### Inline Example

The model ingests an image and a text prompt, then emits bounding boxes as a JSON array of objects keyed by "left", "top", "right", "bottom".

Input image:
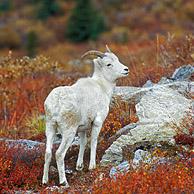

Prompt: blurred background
[{"left": 0, "top": 0, "right": 193, "bottom": 58}]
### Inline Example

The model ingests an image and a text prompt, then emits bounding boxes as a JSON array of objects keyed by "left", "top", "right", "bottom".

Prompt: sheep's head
[{"left": 82, "top": 45, "right": 129, "bottom": 82}]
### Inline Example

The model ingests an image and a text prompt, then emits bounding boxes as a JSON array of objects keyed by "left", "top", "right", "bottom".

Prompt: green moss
[{"left": 25, "top": 113, "right": 45, "bottom": 135}]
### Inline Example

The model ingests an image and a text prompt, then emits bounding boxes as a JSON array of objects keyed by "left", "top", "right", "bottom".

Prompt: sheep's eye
[{"left": 107, "top": 64, "right": 112, "bottom": 67}]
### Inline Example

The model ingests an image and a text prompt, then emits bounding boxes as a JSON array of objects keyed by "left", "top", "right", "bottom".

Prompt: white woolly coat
[{"left": 44, "top": 76, "right": 113, "bottom": 133}]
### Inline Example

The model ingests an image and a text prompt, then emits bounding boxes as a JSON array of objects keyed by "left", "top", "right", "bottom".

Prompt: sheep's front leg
[
  {"left": 89, "top": 116, "right": 103, "bottom": 170},
  {"left": 76, "top": 131, "right": 87, "bottom": 171}
]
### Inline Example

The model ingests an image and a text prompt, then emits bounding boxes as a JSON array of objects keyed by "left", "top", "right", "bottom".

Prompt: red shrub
[
  {"left": 101, "top": 100, "right": 138, "bottom": 139},
  {"left": 174, "top": 113, "right": 194, "bottom": 147},
  {"left": 0, "top": 142, "right": 44, "bottom": 192},
  {"left": 0, "top": 72, "right": 80, "bottom": 139},
  {"left": 91, "top": 160, "right": 193, "bottom": 194},
  {"left": 175, "top": 134, "right": 194, "bottom": 147}
]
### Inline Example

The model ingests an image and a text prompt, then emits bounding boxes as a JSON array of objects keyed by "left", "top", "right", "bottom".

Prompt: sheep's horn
[
  {"left": 106, "top": 45, "right": 111, "bottom": 52},
  {"left": 81, "top": 50, "right": 104, "bottom": 59}
]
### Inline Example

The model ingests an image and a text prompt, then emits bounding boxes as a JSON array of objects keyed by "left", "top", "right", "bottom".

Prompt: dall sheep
[{"left": 42, "top": 45, "right": 129, "bottom": 187}]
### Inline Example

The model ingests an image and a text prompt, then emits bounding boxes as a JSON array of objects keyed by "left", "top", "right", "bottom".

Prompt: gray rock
[
  {"left": 50, "top": 165, "right": 58, "bottom": 174},
  {"left": 143, "top": 80, "right": 154, "bottom": 88},
  {"left": 113, "top": 81, "right": 193, "bottom": 104},
  {"left": 53, "top": 134, "right": 80, "bottom": 146},
  {"left": 132, "top": 149, "right": 152, "bottom": 167},
  {"left": 65, "top": 168, "right": 73, "bottom": 174},
  {"left": 171, "top": 64, "right": 194, "bottom": 81},
  {"left": 109, "top": 161, "right": 130, "bottom": 178},
  {"left": 135, "top": 86, "right": 191, "bottom": 124},
  {"left": 101, "top": 82, "right": 193, "bottom": 165},
  {"left": 158, "top": 77, "right": 173, "bottom": 84},
  {"left": 101, "top": 123, "right": 176, "bottom": 165},
  {"left": 0, "top": 138, "right": 43, "bottom": 149},
  {"left": 134, "top": 153, "right": 171, "bottom": 170},
  {"left": 158, "top": 65, "right": 194, "bottom": 84}
]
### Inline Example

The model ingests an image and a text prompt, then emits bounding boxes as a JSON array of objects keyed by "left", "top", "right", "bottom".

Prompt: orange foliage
[
  {"left": 101, "top": 99, "right": 137, "bottom": 139},
  {"left": 0, "top": 72, "right": 79, "bottom": 139},
  {"left": 91, "top": 160, "right": 193, "bottom": 194},
  {"left": 0, "top": 55, "right": 81, "bottom": 138}
]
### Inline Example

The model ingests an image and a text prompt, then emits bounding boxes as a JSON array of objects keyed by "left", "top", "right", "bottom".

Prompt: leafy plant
[
  {"left": 66, "top": 0, "right": 105, "bottom": 42},
  {"left": 0, "top": 0, "right": 12, "bottom": 13},
  {"left": 37, "top": 0, "right": 61, "bottom": 20},
  {"left": 26, "top": 31, "right": 39, "bottom": 58},
  {"left": 25, "top": 112, "right": 45, "bottom": 135}
]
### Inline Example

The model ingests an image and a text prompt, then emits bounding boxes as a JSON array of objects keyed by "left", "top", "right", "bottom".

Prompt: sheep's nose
[{"left": 124, "top": 68, "right": 129, "bottom": 72}]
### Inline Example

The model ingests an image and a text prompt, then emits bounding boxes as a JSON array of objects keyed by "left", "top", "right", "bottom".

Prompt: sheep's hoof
[
  {"left": 89, "top": 164, "right": 96, "bottom": 170},
  {"left": 42, "top": 179, "right": 48, "bottom": 186},
  {"left": 76, "top": 164, "right": 84, "bottom": 171},
  {"left": 42, "top": 183, "right": 48, "bottom": 187},
  {"left": 60, "top": 182, "right": 70, "bottom": 189}
]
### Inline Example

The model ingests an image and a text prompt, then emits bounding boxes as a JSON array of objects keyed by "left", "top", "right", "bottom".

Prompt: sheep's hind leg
[
  {"left": 56, "top": 126, "right": 77, "bottom": 187},
  {"left": 42, "top": 121, "right": 55, "bottom": 185},
  {"left": 76, "top": 131, "right": 87, "bottom": 171}
]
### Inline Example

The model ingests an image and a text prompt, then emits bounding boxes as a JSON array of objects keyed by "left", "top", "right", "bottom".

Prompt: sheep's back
[{"left": 44, "top": 86, "right": 80, "bottom": 125}]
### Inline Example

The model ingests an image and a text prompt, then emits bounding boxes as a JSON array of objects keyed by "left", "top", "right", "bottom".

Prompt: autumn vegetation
[{"left": 0, "top": 0, "right": 194, "bottom": 193}]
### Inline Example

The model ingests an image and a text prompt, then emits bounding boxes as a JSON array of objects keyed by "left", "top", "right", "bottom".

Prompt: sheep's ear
[{"left": 106, "top": 45, "right": 111, "bottom": 53}]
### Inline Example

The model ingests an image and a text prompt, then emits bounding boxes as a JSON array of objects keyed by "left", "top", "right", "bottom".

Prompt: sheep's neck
[{"left": 92, "top": 71, "right": 115, "bottom": 99}]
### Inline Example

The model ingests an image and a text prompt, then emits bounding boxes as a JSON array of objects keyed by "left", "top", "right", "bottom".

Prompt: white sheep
[{"left": 42, "top": 45, "right": 129, "bottom": 187}]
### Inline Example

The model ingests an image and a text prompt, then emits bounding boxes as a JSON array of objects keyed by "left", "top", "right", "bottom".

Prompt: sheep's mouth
[{"left": 121, "top": 72, "right": 128, "bottom": 76}]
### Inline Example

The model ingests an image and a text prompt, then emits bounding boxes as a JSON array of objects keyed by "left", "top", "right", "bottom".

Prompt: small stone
[
  {"left": 65, "top": 168, "right": 73, "bottom": 174},
  {"left": 132, "top": 149, "right": 152, "bottom": 168},
  {"left": 50, "top": 166, "right": 58, "bottom": 174},
  {"left": 168, "top": 138, "right": 176, "bottom": 146},
  {"left": 109, "top": 161, "right": 129, "bottom": 179},
  {"left": 143, "top": 80, "right": 154, "bottom": 88}
]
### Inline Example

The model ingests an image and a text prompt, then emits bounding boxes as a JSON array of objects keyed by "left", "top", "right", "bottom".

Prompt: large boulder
[
  {"left": 101, "top": 81, "right": 193, "bottom": 165},
  {"left": 136, "top": 86, "right": 191, "bottom": 124}
]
